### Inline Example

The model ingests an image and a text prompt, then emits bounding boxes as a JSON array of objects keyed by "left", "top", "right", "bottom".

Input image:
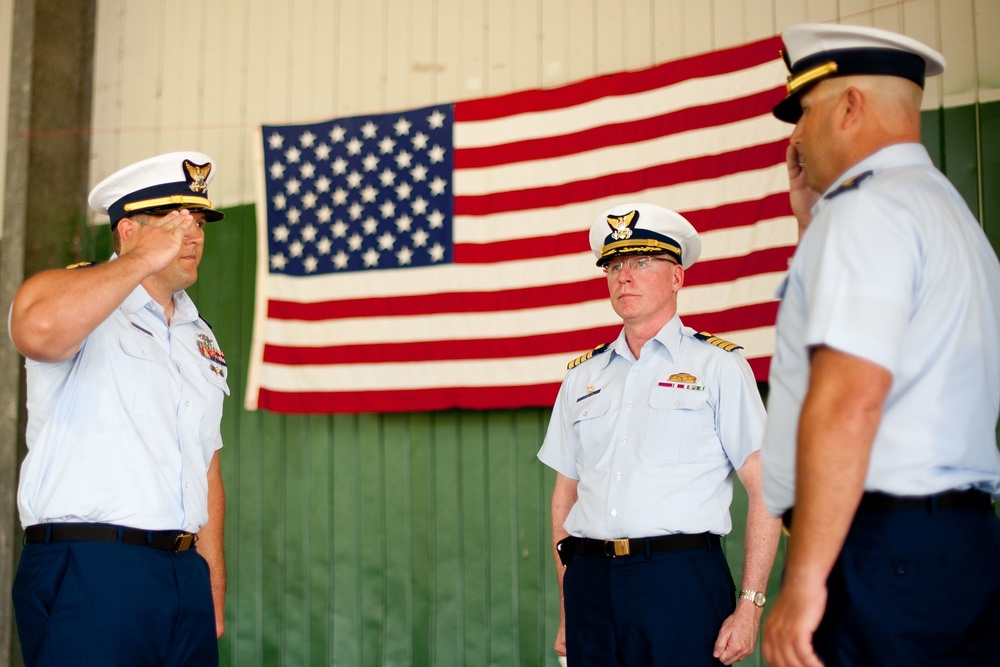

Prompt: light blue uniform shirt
[
  {"left": 762, "top": 143, "right": 1000, "bottom": 515},
  {"left": 15, "top": 277, "right": 230, "bottom": 533},
  {"left": 537, "top": 315, "right": 765, "bottom": 539}
]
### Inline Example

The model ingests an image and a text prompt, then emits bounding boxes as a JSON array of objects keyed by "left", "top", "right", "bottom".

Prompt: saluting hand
[
  {"left": 787, "top": 144, "right": 820, "bottom": 240},
  {"left": 122, "top": 209, "right": 198, "bottom": 274}
]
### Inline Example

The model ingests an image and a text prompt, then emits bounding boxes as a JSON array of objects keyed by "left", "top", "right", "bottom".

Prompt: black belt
[
  {"left": 558, "top": 532, "right": 720, "bottom": 567},
  {"left": 24, "top": 523, "right": 197, "bottom": 552},
  {"left": 782, "top": 489, "right": 993, "bottom": 530}
]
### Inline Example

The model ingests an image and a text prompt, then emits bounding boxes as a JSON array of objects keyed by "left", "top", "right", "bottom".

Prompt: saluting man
[
  {"left": 538, "top": 203, "right": 781, "bottom": 666},
  {"left": 761, "top": 24, "right": 1000, "bottom": 667},
  {"left": 9, "top": 152, "right": 230, "bottom": 666}
]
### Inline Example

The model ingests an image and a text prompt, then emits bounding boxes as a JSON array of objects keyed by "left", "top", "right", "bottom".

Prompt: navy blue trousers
[
  {"left": 814, "top": 504, "right": 1000, "bottom": 667},
  {"left": 12, "top": 538, "right": 218, "bottom": 667},
  {"left": 563, "top": 543, "right": 735, "bottom": 666}
]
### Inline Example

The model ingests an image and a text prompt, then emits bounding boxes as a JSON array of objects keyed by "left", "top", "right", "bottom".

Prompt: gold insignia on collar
[
  {"left": 606, "top": 210, "right": 638, "bottom": 241},
  {"left": 183, "top": 159, "right": 212, "bottom": 194},
  {"left": 668, "top": 373, "right": 697, "bottom": 383},
  {"left": 585, "top": 385, "right": 595, "bottom": 394}
]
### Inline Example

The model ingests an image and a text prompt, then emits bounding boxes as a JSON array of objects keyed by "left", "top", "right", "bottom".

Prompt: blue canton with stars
[{"left": 262, "top": 104, "right": 454, "bottom": 276}]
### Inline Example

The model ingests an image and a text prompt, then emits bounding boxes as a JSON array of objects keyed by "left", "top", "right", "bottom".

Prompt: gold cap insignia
[
  {"left": 606, "top": 210, "right": 638, "bottom": 241},
  {"left": 184, "top": 159, "right": 212, "bottom": 194}
]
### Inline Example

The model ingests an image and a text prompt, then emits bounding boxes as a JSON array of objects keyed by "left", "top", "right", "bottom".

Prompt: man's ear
[
  {"left": 115, "top": 217, "right": 140, "bottom": 247},
  {"left": 671, "top": 263, "right": 685, "bottom": 292},
  {"left": 841, "top": 86, "right": 865, "bottom": 129}
]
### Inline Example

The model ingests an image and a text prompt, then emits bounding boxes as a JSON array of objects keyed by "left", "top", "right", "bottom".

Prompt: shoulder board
[
  {"left": 66, "top": 261, "right": 96, "bottom": 269},
  {"left": 199, "top": 314, "right": 214, "bottom": 329},
  {"left": 567, "top": 343, "right": 610, "bottom": 370},
  {"left": 693, "top": 331, "right": 743, "bottom": 352},
  {"left": 824, "top": 170, "right": 874, "bottom": 201}
]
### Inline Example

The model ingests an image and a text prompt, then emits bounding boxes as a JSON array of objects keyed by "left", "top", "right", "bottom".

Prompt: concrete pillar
[{"left": 0, "top": 1, "right": 96, "bottom": 664}]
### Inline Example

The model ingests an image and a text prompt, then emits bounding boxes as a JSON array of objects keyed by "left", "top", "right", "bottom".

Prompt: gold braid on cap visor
[
  {"left": 787, "top": 61, "right": 839, "bottom": 95},
  {"left": 600, "top": 238, "right": 681, "bottom": 260},
  {"left": 123, "top": 195, "right": 214, "bottom": 212}
]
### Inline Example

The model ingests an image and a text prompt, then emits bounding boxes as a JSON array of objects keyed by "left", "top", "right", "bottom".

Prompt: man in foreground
[{"left": 761, "top": 24, "right": 1000, "bottom": 667}]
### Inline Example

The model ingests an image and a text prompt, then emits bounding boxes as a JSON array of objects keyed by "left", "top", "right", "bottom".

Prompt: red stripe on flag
[
  {"left": 263, "top": 326, "right": 623, "bottom": 365},
  {"left": 455, "top": 90, "right": 784, "bottom": 169},
  {"left": 257, "top": 383, "right": 564, "bottom": 414},
  {"left": 454, "top": 36, "right": 783, "bottom": 121},
  {"left": 682, "top": 192, "right": 790, "bottom": 233},
  {"left": 266, "top": 279, "right": 609, "bottom": 320},
  {"left": 453, "top": 230, "right": 591, "bottom": 263},
  {"left": 683, "top": 247, "right": 792, "bottom": 286},
  {"left": 454, "top": 194, "right": 791, "bottom": 264}
]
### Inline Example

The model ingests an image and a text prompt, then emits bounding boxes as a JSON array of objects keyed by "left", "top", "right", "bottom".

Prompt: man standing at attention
[
  {"left": 761, "top": 24, "right": 1000, "bottom": 667},
  {"left": 538, "top": 202, "right": 781, "bottom": 666},
  {"left": 9, "top": 152, "right": 230, "bottom": 666}
]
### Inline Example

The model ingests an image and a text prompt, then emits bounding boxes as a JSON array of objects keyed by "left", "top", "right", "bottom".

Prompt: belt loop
[
  {"left": 116, "top": 525, "right": 123, "bottom": 543},
  {"left": 644, "top": 537, "right": 651, "bottom": 559},
  {"left": 928, "top": 495, "right": 938, "bottom": 514}
]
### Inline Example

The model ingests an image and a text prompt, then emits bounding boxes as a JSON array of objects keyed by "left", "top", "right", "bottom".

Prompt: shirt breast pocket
[
  {"left": 572, "top": 394, "right": 612, "bottom": 468},
  {"left": 119, "top": 330, "right": 169, "bottom": 416},
  {"left": 646, "top": 388, "right": 710, "bottom": 461}
]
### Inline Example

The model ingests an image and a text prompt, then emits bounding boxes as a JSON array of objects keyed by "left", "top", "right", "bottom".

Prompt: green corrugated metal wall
[{"left": 64, "top": 102, "right": 1000, "bottom": 666}]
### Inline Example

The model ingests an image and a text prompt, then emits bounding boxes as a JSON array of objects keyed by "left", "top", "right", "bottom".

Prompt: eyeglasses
[{"left": 603, "top": 256, "right": 678, "bottom": 275}]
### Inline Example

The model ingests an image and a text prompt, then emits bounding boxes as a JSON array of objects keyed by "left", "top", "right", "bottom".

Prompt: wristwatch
[{"left": 739, "top": 589, "right": 766, "bottom": 607}]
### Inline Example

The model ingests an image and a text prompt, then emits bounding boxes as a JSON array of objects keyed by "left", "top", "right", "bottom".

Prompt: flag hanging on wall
[{"left": 245, "top": 35, "right": 794, "bottom": 414}]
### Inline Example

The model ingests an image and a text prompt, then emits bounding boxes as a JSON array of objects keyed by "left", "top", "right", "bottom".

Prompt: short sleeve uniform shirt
[
  {"left": 16, "top": 278, "right": 230, "bottom": 533},
  {"left": 762, "top": 144, "right": 1000, "bottom": 515},
  {"left": 538, "top": 315, "right": 765, "bottom": 539}
]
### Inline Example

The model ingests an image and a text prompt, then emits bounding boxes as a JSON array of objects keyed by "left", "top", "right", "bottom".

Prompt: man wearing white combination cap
[
  {"left": 761, "top": 24, "right": 1000, "bottom": 667},
  {"left": 538, "top": 203, "right": 781, "bottom": 666},
  {"left": 9, "top": 152, "right": 229, "bottom": 666}
]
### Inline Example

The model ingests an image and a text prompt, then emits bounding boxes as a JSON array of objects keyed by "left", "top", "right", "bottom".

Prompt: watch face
[{"left": 754, "top": 592, "right": 766, "bottom": 606}]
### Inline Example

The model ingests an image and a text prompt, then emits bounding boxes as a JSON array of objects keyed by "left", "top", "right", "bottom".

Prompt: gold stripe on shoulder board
[
  {"left": 694, "top": 331, "right": 743, "bottom": 352},
  {"left": 567, "top": 343, "right": 610, "bottom": 369}
]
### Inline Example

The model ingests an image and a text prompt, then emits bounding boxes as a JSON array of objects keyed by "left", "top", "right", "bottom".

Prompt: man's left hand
[{"left": 712, "top": 602, "right": 762, "bottom": 665}]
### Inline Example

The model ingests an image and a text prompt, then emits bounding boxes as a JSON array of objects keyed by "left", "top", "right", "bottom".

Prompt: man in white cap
[
  {"left": 538, "top": 203, "right": 781, "bottom": 666},
  {"left": 761, "top": 24, "right": 1000, "bottom": 667},
  {"left": 9, "top": 152, "right": 229, "bottom": 666}
]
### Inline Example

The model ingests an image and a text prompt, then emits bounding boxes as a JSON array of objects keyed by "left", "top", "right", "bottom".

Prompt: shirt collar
[{"left": 610, "top": 313, "right": 683, "bottom": 363}]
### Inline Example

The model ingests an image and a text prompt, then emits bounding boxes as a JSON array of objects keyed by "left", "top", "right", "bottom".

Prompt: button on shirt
[
  {"left": 537, "top": 315, "right": 765, "bottom": 539},
  {"left": 16, "top": 280, "right": 230, "bottom": 533},
  {"left": 762, "top": 143, "right": 1000, "bottom": 516}
]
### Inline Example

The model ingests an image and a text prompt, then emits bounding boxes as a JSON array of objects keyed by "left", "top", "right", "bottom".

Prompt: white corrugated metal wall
[{"left": 80, "top": 0, "right": 1000, "bottom": 217}]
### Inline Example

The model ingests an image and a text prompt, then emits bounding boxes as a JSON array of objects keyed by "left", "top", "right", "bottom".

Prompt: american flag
[{"left": 245, "top": 35, "right": 795, "bottom": 414}]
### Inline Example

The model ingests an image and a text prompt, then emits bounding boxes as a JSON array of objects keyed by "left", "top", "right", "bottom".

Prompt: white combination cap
[
  {"left": 589, "top": 202, "right": 701, "bottom": 269},
  {"left": 88, "top": 151, "right": 224, "bottom": 227},
  {"left": 773, "top": 23, "right": 945, "bottom": 123}
]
